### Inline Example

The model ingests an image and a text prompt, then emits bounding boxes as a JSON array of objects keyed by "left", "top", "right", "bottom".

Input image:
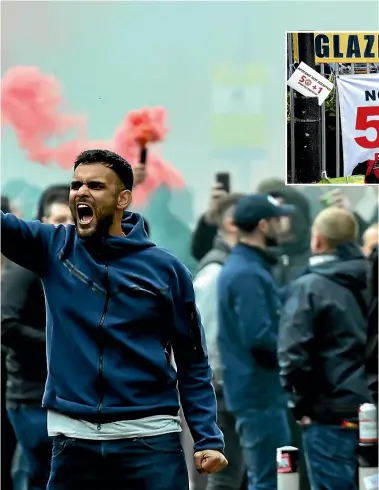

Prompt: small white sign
[{"left": 287, "top": 62, "right": 334, "bottom": 106}]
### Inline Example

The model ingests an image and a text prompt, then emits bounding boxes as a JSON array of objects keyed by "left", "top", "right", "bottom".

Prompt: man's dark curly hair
[{"left": 74, "top": 149, "right": 134, "bottom": 191}]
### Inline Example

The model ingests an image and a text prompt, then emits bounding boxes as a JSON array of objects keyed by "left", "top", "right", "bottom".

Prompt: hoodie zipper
[{"left": 96, "top": 258, "right": 110, "bottom": 431}]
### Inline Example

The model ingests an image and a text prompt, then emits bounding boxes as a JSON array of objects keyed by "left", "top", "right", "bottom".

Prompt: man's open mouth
[{"left": 76, "top": 203, "right": 94, "bottom": 225}]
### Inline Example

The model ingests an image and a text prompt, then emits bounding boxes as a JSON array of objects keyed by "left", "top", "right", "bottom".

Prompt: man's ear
[
  {"left": 117, "top": 190, "right": 132, "bottom": 210},
  {"left": 257, "top": 218, "right": 268, "bottom": 234}
]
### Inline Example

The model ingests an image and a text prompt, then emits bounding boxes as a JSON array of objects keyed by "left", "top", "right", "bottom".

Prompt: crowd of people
[{"left": 1, "top": 150, "right": 378, "bottom": 490}]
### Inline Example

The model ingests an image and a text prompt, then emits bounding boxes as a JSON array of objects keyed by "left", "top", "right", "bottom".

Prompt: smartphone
[{"left": 215, "top": 172, "right": 231, "bottom": 193}]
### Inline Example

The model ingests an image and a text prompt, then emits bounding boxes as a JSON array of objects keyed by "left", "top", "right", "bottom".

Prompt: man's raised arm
[{"left": 1, "top": 212, "right": 61, "bottom": 276}]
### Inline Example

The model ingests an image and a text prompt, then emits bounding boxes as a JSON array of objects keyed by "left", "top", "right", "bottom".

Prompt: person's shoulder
[
  {"left": 221, "top": 260, "right": 265, "bottom": 287},
  {"left": 194, "top": 263, "right": 222, "bottom": 288},
  {"left": 288, "top": 271, "right": 323, "bottom": 294},
  {"left": 146, "top": 245, "right": 191, "bottom": 278}
]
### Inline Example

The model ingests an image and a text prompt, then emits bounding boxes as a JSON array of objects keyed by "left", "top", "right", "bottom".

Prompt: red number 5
[{"left": 354, "top": 106, "right": 379, "bottom": 149}]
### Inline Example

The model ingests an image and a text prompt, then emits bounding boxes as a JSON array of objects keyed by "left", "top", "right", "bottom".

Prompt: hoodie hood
[
  {"left": 308, "top": 241, "right": 368, "bottom": 292},
  {"left": 79, "top": 212, "right": 155, "bottom": 259},
  {"left": 257, "top": 179, "right": 311, "bottom": 255}
]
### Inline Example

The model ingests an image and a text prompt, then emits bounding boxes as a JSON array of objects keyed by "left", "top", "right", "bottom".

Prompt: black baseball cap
[{"left": 233, "top": 193, "right": 295, "bottom": 231}]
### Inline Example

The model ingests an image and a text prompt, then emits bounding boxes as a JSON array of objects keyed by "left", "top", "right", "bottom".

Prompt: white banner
[{"left": 337, "top": 74, "right": 379, "bottom": 176}]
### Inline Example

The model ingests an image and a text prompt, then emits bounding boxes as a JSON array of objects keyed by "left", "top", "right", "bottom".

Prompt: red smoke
[
  {"left": 120, "top": 107, "right": 168, "bottom": 147},
  {"left": 1, "top": 66, "right": 185, "bottom": 204},
  {"left": 1, "top": 66, "right": 85, "bottom": 167}
]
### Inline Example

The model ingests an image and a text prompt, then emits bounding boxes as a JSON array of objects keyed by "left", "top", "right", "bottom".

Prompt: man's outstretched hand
[{"left": 194, "top": 450, "right": 228, "bottom": 474}]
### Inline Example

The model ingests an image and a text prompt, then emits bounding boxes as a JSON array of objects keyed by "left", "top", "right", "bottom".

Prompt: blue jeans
[
  {"left": 12, "top": 443, "right": 29, "bottom": 490},
  {"left": 235, "top": 407, "right": 291, "bottom": 490},
  {"left": 7, "top": 406, "right": 52, "bottom": 490},
  {"left": 302, "top": 424, "right": 358, "bottom": 490},
  {"left": 47, "top": 432, "right": 189, "bottom": 490}
]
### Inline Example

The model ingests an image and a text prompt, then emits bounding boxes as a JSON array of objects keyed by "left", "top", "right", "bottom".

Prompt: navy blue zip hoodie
[{"left": 1, "top": 211, "right": 224, "bottom": 452}]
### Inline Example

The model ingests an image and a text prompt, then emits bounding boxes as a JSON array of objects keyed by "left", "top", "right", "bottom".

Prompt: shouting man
[{"left": 1, "top": 149, "right": 227, "bottom": 490}]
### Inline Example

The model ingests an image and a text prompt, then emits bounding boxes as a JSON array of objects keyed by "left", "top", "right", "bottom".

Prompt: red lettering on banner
[{"left": 354, "top": 106, "right": 379, "bottom": 149}]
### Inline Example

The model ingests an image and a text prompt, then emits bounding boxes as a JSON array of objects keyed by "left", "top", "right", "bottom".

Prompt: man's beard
[
  {"left": 73, "top": 211, "right": 115, "bottom": 239},
  {"left": 265, "top": 232, "right": 278, "bottom": 247}
]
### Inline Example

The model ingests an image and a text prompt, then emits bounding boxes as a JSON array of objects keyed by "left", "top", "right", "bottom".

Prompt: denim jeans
[
  {"left": 235, "top": 407, "right": 291, "bottom": 490},
  {"left": 11, "top": 443, "right": 29, "bottom": 490},
  {"left": 47, "top": 432, "right": 189, "bottom": 490},
  {"left": 302, "top": 424, "right": 359, "bottom": 490},
  {"left": 7, "top": 406, "right": 52, "bottom": 490}
]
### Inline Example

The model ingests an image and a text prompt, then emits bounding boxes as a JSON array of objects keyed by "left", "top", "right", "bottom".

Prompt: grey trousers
[
  {"left": 206, "top": 403, "right": 246, "bottom": 490},
  {"left": 180, "top": 400, "right": 246, "bottom": 490}
]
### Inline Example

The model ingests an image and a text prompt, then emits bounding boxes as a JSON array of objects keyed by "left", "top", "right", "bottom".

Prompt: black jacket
[
  {"left": 260, "top": 184, "right": 312, "bottom": 287},
  {"left": 191, "top": 215, "right": 218, "bottom": 262},
  {"left": 278, "top": 242, "right": 371, "bottom": 423},
  {"left": 366, "top": 245, "right": 378, "bottom": 404},
  {"left": 1, "top": 261, "right": 47, "bottom": 406}
]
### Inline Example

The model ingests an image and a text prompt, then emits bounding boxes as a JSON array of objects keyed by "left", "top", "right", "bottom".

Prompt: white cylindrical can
[
  {"left": 277, "top": 446, "right": 299, "bottom": 490},
  {"left": 359, "top": 404, "right": 378, "bottom": 445}
]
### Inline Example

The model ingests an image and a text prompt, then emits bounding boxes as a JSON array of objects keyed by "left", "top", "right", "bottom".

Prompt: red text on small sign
[{"left": 299, "top": 75, "right": 323, "bottom": 94}]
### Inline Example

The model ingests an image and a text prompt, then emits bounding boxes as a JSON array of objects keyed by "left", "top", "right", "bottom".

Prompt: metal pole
[
  {"left": 288, "top": 33, "right": 296, "bottom": 183},
  {"left": 320, "top": 63, "right": 326, "bottom": 174},
  {"left": 335, "top": 63, "right": 341, "bottom": 177},
  {"left": 294, "top": 33, "right": 321, "bottom": 183}
]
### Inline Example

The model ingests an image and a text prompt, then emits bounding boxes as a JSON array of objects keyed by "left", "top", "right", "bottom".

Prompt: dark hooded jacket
[
  {"left": 278, "top": 242, "right": 371, "bottom": 423},
  {"left": 257, "top": 181, "right": 312, "bottom": 287}
]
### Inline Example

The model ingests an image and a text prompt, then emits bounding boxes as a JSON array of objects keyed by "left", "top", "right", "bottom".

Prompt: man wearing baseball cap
[{"left": 217, "top": 194, "right": 294, "bottom": 490}]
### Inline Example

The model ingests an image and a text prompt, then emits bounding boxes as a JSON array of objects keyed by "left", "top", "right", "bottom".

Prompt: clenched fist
[{"left": 194, "top": 449, "right": 228, "bottom": 474}]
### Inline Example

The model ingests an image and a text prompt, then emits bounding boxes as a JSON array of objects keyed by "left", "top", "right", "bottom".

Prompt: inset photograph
[{"left": 287, "top": 31, "right": 379, "bottom": 185}]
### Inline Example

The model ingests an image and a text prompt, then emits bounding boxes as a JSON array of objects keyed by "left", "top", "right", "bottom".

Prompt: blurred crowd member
[
  {"left": 362, "top": 223, "right": 378, "bottom": 257},
  {"left": 194, "top": 193, "right": 246, "bottom": 490},
  {"left": 256, "top": 180, "right": 312, "bottom": 489},
  {"left": 366, "top": 244, "right": 378, "bottom": 404},
  {"left": 1, "top": 185, "right": 72, "bottom": 490},
  {"left": 278, "top": 207, "right": 371, "bottom": 490},
  {"left": 191, "top": 183, "right": 225, "bottom": 261},
  {"left": 257, "top": 180, "right": 312, "bottom": 287},
  {"left": 1, "top": 195, "right": 18, "bottom": 490},
  {"left": 218, "top": 194, "right": 293, "bottom": 490},
  {"left": 318, "top": 188, "right": 369, "bottom": 238}
]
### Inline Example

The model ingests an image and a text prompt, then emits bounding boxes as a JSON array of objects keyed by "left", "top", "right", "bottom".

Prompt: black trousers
[{"left": 1, "top": 352, "right": 17, "bottom": 489}]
